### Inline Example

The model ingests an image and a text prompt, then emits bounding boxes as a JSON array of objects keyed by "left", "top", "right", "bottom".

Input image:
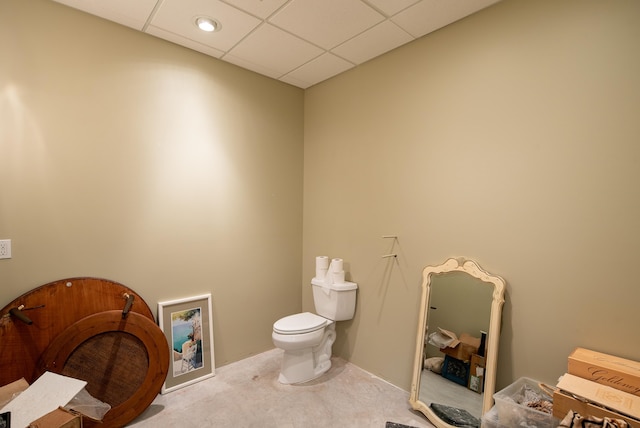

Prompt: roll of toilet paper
[
  {"left": 316, "top": 256, "right": 329, "bottom": 268},
  {"left": 316, "top": 268, "right": 328, "bottom": 280},
  {"left": 316, "top": 256, "right": 329, "bottom": 280},
  {"left": 330, "top": 258, "right": 343, "bottom": 273},
  {"left": 332, "top": 270, "right": 345, "bottom": 284}
]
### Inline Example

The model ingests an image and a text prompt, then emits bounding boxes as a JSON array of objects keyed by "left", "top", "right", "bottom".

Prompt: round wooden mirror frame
[
  {"left": 0, "top": 278, "right": 168, "bottom": 427},
  {"left": 36, "top": 310, "right": 169, "bottom": 427}
]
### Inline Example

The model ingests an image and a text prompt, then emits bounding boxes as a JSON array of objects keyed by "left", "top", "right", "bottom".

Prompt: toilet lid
[{"left": 273, "top": 312, "right": 327, "bottom": 335}]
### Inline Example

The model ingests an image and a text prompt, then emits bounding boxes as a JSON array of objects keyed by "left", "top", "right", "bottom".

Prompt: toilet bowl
[
  {"left": 272, "top": 270, "right": 357, "bottom": 384},
  {"left": 272, "top": 312, "right": 335, "bottom": 384}
]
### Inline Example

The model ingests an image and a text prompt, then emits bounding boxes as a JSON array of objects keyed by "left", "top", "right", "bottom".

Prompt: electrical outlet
[{"left": 0, "top": 239, "right": 11, "bottom": 259}]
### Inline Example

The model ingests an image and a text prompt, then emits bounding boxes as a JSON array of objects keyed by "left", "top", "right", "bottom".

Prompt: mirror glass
[{"left": 409, "top": 258, "right": 505, "bottom": 428}]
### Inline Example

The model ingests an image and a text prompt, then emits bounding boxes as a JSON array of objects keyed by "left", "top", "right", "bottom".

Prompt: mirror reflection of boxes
[
  {"left": 469, "top": 354, "right": 486, "bottom": 393},
  {"left": 441, "top": 355, "right": 470, "bottom": 386}
]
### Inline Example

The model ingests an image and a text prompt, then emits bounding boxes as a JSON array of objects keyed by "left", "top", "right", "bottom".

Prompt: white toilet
[{"left": 272, "top": 265, "right": 357, "bottom": 384}]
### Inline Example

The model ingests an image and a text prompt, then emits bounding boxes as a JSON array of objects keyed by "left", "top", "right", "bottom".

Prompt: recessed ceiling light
[{"left": 195, "top": 16, "right": 221, "bottom": 33}]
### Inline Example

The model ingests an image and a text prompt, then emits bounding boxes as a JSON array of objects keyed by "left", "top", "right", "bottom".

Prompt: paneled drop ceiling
[{"left": 52, "top": 0, "right": 501, "bottom": 88}]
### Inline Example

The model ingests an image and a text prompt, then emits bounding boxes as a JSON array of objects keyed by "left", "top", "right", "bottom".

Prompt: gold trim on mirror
[{"left": 409, "top": 257, "right": 505, "bottom": 428}]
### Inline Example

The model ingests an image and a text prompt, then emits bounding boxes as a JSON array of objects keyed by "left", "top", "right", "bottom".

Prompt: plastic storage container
[
  {"left": 481, "top": 406, "right": 507, "bottom": 428},
  {"left": 493, "top": 377, "right": 559, "bottom": 428}
]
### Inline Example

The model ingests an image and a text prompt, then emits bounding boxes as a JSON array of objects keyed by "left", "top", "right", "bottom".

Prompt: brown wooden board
[
  {"left": 36, "top": 311, "right": 169, "bottom": 428},
  {"left": 553, "top": 390, "right": 639, "bottom": 427},
  {"left": 557, "top": 373, "right": 640, "bottom": 421},
  {"left": 0, "top": 277, "right": 154, "bottom": 386},
  {"left": 568, "top": 347, "right": 640, "bottom": 397}
]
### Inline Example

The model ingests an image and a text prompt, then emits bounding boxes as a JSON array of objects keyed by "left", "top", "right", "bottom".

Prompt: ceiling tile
[
  {"left": 363, "top": 0, "right": 421, "bottom": 17},
  {"left": 146, "top": 26, "right": 225, "bottom": 58},
  {"left": 269, "top": 0, "right": 385, "bottom": 50},
  {"left": 50, "top": 0, "right": 503, "bottom": 89},
  {"left": 278, "top": 74, "right": 312, "bottom": 89},
  {"left": 392, "top": 0, "right": 501, "bottom": 38},
  {"left": 149, "top": 0, "right": 262, "bottom": 52},
  {"left": 225, "top": 24, "right": 323, "bottom": 77},
  {"left": 221, "top": 0, "right": 289, "bottom": 19},
  {"left": 52, "top": 0, "right": 158, "bottom": 30},
  {"left": 282, "top": 53, "right": 354, "bottom": 88},
  {"left": 332, "top": 20, "right": 413, "bottom": 65},
  {"left": 222, "top": 54, "right": 283, "bottom": 80}
]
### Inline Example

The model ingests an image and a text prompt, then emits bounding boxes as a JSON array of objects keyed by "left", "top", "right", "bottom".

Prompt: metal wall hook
[
  {"left": 122, "top": 293, "right": 135, "bottom": 318},
  {"left": 381, "top": 235, "right": 398, "bottom": 259}
]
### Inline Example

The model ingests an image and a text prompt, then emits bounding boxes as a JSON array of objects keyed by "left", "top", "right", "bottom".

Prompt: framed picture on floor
[
  {"left": 0, "top": 411, "right": 10, "bottom": 428},
  {"left": 158, "top": 293, "right": 215, "bottom": 394}
]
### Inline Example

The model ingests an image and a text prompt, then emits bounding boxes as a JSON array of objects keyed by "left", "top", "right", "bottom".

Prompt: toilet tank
[{"left": 311, "top": 278, "right": 358, "bottom": 321}]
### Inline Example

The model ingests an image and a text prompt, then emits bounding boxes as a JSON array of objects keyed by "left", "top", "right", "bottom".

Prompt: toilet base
[
  {"left": 278, "top": 349, "right": 331, "bottom": 384},
  {"left": 277, "top": 324, "right": 336, "bottom": 384}
]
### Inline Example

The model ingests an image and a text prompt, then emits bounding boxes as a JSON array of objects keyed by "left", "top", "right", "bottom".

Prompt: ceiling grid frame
[{"left": 51, "top": 0, "right": 502, "bottom": 88}]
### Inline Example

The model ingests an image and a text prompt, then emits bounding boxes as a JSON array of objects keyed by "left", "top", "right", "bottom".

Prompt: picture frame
[
  {"left": 158, "top": 294, "right": 215, "bottom": 394},
  {"left": 0, "top": 411, "right": 10, "bottom": 428}
]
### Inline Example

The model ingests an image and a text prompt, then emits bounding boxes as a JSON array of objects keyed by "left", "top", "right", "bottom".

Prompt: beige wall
[
  {"left": 0, "top": 0, "right": 304, "bottom": 366},
  {"left": 303, "top": 0, "right": 640, "bottom": 391},
  {"left": 2, "top": 0, "right": 640, "bottom": 397}
]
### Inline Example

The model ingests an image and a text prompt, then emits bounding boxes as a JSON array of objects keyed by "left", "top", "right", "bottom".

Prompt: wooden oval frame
[
  {"left": 37, "top": 310, "right": 169, "bottom": 428},
  {"left": 0, "top": 277, "right": 155, "bottom": 387}
]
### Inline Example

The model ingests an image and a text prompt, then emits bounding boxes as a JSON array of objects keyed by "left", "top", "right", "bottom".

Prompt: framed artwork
[{"left": 158, "top": 294, "right": 215, "bottom": 394}]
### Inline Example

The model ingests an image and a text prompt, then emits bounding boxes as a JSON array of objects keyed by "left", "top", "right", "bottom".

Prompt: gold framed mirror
[{"left": 409, "top": 257, "right": 505, "bottom": 427}]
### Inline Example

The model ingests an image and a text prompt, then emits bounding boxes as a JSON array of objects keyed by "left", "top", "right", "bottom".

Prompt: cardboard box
[
  {"left": 0, "top": 378, "right": 29, "bottom": 409},
  {"left": 468, "top": 354, "right": 486, "bottom": 393},
  {"left": 441, "top": 333, "right": 481, "bottom": 362},
  {"left": 553, "top": 389, "right": 639, "bottom": 427},
  {"left": 557, "top": 373, "right": 640, "bottom": 421},
  {"left": 29, "top": 407, "right": 82, "bottom": 428},
  {"left": 1, "top": 372, "right": 87, "bottom": 428},
  {"left": 568, "top": 348, "right": 640, "bottom": 397}
]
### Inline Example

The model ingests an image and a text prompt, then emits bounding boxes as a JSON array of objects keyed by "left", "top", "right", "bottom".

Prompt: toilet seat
[{"left": 273, "top": 312, "right": 327, "bottom": 335}]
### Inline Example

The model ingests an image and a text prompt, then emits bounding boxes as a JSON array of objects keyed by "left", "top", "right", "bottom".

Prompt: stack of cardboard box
[
  {"left": 0, "top": 374, "right": 86, "bottom": 428},
  {"left": 554, "top": 348, "right": 640, "bottom": 426}
]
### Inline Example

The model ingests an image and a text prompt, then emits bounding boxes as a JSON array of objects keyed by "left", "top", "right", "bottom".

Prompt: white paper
[{"left": 2, "top": 371, "right": 87, "bottom": 428}]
